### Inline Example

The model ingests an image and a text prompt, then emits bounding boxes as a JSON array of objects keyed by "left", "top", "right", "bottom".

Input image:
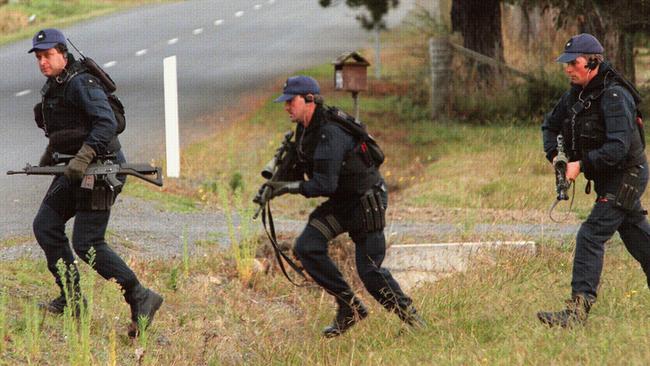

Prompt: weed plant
[
  {"left": 0, "top": 289, "right": 6, "bottom": 354},
  {"left": 22, "top": 300, "right": 40, "bottom": 363},
  {"left": 218, "top": 184, "right": 260, "bottom": 285},
  {"left": 54, "top": 249, "right": 96, "bottom": 366}
]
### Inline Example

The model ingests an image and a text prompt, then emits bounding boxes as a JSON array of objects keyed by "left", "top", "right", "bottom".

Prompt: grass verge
[
  {"left": 0, "top": 0, "right": 171, "bottom": 46},
  {"left": 1, "top": 239, "right": 650, "bottom": 364}
]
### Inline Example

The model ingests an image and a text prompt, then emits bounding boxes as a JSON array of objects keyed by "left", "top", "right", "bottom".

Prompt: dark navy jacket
[
  {"left": 542, "top": 62, "right": 643, "bottom": 186},
  {"left": 41, "top": 54, "right": 119, "bottom": 157},
  {"left": 296, "top": 105, "right": 380, "bottom": 198}
]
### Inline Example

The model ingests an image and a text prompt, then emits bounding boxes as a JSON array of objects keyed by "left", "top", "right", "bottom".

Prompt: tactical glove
[
  {"left": 39, "top": 145, "right": 55, "bottom": 167},
  {"left": 64, "top": 143, "right": 96, "bottom": 182},
  {"left": 265, "top": 181, "right": 301, "bottom": 199}
]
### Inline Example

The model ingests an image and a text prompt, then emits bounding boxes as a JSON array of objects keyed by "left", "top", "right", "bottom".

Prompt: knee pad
[{"left": 308, "top": 214, "right": 344, "bottom": 241}]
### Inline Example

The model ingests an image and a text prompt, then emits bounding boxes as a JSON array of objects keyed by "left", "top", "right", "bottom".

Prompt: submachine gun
[
  {"left": 549, "top": 135, "right": 573, "bottom": 222},
  {"left": 252, "top": 130, "right": 307, "bottom": 286},
  {"left": 7, "top": 153, "right": 163, "bottom": 190}
]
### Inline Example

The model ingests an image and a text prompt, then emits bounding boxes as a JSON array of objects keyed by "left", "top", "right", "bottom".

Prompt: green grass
[
  {"left": 1, "top": 239, "right": 650, "bottom": 364},
  {"left": 122, "top": 180, "right": 197, "bottom": 213}
]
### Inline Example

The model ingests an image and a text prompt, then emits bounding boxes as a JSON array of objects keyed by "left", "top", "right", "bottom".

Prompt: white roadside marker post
[{"left": 164, "top": 56, "right": 180, "bottom": 178}]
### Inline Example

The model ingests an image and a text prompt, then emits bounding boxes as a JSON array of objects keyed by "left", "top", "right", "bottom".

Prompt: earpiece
[
  {"left": 303, "top": 94, "right": 314, "bottom": 103},
  {"left": 586, "top": 58, "right": 599, "bottom": 70}
]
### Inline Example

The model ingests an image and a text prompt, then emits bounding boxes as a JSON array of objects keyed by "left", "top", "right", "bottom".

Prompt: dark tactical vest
[
  {"left": 296, "top": 107, "right": 381, "bottom": 198},
  {"left": 562, "top": 71, "right": 645, "bottom": 179},
  {"left": 40, "top": 55, "right": 120, "bottom": 155}
]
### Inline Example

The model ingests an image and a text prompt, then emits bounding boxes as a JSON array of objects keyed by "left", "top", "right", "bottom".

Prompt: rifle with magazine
[
  {"left": 549, "top": 134, "right": 573, "bottom": 222},
  {"left": 7, "top": 153, "right": 163, "bottom": 190}
]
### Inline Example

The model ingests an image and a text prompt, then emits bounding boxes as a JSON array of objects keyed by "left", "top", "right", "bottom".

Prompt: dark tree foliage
[
  {"left": 319, "top": 0, "right": 399, "bottom": 30},
  {"left": 508, "top": 0, "right": 650, "bottom": 83},
  {"left": 451, "top": 0, "right": 504, "bottom": 78}
]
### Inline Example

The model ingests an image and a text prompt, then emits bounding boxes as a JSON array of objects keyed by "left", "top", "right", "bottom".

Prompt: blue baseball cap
[
  {"left": 556, "top": 33, "right": 604, "bottom": 63},
  {"left": 274, "top": 76, "right": 321, "bottom": 103},
  {"left": 28, "top": 28, "right": 67, "bottom": 53}
]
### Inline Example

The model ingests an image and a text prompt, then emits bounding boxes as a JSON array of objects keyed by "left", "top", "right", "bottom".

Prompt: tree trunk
[{"left": 451, "top": 0, "right": 504, "bottom": 78}]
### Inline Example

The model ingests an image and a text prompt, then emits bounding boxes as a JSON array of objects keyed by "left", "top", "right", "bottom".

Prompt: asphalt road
[{"left": 0, "top": 0, "right": 414, "bottom": 240}]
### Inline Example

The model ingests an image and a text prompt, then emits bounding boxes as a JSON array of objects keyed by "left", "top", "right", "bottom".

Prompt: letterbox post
[{"left": 332, "top": 51, "right": 370, "bottom": 121}]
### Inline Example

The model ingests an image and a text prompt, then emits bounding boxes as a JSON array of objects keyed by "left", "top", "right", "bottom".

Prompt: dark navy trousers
[
  {"left": 33, "top": 175, "right": 138, "bottom": 296},
  {"left": 573, "top": 162, "right": 650, "bottom": 299},
  {"left": 294, "top": 191, "right": 412, "bottom": 311}
]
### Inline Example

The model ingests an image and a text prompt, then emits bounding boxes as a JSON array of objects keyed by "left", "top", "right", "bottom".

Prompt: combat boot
[
  {"left": 322, "top": 295, "right": 369, "bottom": 338},
  {"left": 397, "top": 304, "right": 427, "bottom": 329},
  {"left": 125, "top": 284, "right": 163, "bottom": 338},
  {"left": 537, "top": 294, "right": 593, "bottom": 328},
  {"left": 39, "top": 294, "right": 67, "bottom": 314},
  {"left": 39, "top": 293, "right": 85, "bottom": 317}
]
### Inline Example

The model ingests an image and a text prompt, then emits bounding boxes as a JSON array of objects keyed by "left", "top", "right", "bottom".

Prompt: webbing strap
[
  {"left": 261, "top": 201, "right": 307, "bottom": 287},
  {"left": 549, "top": 182, "right": 575, "bottom": 223}
]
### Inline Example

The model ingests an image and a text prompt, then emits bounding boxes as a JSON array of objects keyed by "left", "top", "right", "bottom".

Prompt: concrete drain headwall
[{"left": 383, "top": 241, "right": 536, "bottom": 290}]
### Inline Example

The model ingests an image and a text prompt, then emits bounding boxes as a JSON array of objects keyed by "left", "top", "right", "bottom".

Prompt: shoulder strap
[
  {"left": 261, "top": 201, "right": 308, "bottom": 287},
  {"left": 323, "top": 105, "right": 369, "bottom": 140}
]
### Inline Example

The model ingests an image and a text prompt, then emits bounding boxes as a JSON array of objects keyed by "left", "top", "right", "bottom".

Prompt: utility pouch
[
  {"left": 90, "top": 184, "right": 116, "bottom": 210},
  {"left": 579, "top": 113, "right": 606, "bottom": 151},
  {"left": 614, "top": 166, "right": 642, "bottom": 211},
  {"left": 360, "top": 190, "right": 386, "bottom": 233}
]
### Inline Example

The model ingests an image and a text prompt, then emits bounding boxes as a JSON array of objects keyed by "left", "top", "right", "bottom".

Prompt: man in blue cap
[
  {"left": 265, "top": 75, "right": 425, "bottom": 337},
  {"left": 540, "top": 33, "right": 650, "bottom": 327},
  {"left": 29, "top": 28, "right": 162, "bottom": 337}
]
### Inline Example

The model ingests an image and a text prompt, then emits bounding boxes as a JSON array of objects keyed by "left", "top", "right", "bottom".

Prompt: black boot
[
  {"left": 322, "top": 295, "right": 369, "bottom": 338},
  {"left": 537, "top": 294, "right": 593, "bottom": 328},
  {"left": 125, "top": 284, "right": 163, "bottom": 338},
  {"left": 39, "top": 293, "right": 85, "bottom": 317},
  {"left": 396, "top": 304, "right": 427, "bottom": 329},
  {"left": 39, "top": 294, "right": 67, "bottom": 315}
]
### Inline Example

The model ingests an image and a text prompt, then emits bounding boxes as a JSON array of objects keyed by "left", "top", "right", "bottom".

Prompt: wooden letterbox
[{"left": 332, "top": 51, "right": 370, "bottom": 92}]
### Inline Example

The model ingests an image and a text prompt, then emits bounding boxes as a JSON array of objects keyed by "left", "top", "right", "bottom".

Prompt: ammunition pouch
[
  {"left": 75, "top": 184, "right": 116, "bottom": 211},
  {"left": 613, "top": 165, "right": 643, "bottom": 211},
  {"left": 579, "top": 113, "right": 606, "bottom": 156},
  {"left": 360, "top": 189, "right": 386, "bottom": 233}
]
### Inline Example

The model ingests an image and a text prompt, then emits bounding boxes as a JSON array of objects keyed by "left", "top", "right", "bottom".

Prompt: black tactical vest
[
  {"left": 562, "top": 72, "right": 645, "bottom": 173},
  {"left": 40, "top": 56, "right": 120, "bottom": 155},
  {"left": 296, "top": 107, "right": 380, "bottom": 198}
]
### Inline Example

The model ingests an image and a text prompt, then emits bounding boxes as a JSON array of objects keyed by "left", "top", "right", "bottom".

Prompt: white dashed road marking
[
  {"left": 268, "top": 0, "right": 275, "bottom": 4},
  {"left": 135, "top": 49, "right": 148, "bottom": 56},
  {"left": 192, "top": 28, "right": 203, "bottom": 35},
  {"left": 214, "top": 19, "right": 224, "bottom": 26},
  {"left": 103, "top": 61, "right": 117, "bottom": 68},
  {"left": 254, "top": 4, "right": 262, "bottom": 10},
  {"left": 15, "top": 89, "right": 31, "bottom": 97},
  {"left": 235, "top": 11, "right": 244, "bottom": 17},
  {"left": 168, "top": 38, "right": 179, "bottom": 45}
]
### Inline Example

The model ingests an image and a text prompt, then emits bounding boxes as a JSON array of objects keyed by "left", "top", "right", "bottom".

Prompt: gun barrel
[
  {"left": 261, "top": 157, "right": 277, "bottom": 179},
  {"left": 6, "top": 166, "right": 65, "bottom": 176}
]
